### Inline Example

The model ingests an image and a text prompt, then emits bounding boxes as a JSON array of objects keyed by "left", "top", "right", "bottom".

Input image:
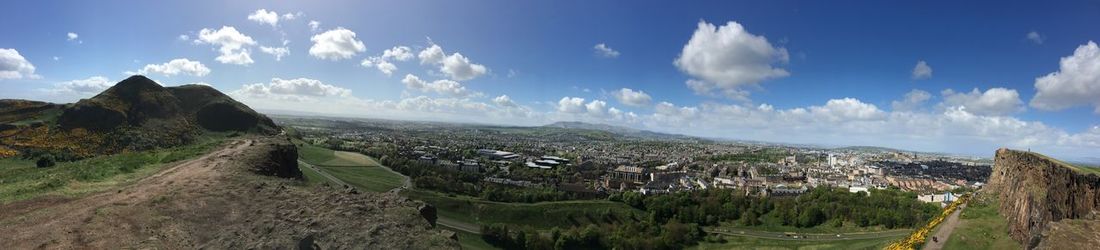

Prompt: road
[
  {"left": 705, "top": 227, "right": 911, "bottom": 241},
  {"left": 299, "top": 152, "right": 477, "bottom": 234},
  {"left": 923, "top": 203, "right": 966, "bottom": 250}
]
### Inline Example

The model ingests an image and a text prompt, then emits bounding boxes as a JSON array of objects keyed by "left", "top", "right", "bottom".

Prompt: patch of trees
[
  {"left": 610, "top": 187, "right": 939, "bottom": 229},
  {"left": 376, "top": 152, "right": 583, "bottom": 203},
  {"left": 482, "top": 220, "right": 703, "bottom": 250},
  {"left": 479, "top": 185, "right": 572, "bottom": 203}
]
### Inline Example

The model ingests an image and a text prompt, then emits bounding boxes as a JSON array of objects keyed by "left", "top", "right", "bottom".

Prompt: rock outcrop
[
  {"left": 985, "top": 148, "right": 1100, "bottom": 248},
  {"left": 240, "top": 138, "right": 302, "bottom": 179}
]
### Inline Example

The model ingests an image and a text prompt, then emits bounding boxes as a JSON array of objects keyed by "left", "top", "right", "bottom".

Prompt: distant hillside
[
  {"left": 1, "top": 75, "right": 277, "bottom": 158},
  {"left": 542, "top": 121, "right": 696, "bottom": 140}
]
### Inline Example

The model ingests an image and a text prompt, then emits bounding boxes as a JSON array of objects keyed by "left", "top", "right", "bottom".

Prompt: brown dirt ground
[{"left": 0, "top": 137, "right": 458, "bottom": 249}]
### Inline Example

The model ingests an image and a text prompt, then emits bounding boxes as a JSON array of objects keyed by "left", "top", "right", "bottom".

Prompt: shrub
[{"left": 36, "top": 154, "right": 56, "bottom": 168}]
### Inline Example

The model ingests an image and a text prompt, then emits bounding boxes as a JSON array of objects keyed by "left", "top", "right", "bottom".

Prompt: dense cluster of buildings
[{"left": 282, "top": 117, "right": 990, "bottom": 206}]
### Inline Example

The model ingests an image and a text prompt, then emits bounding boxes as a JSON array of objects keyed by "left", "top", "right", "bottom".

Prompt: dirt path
[
  {"left": 923, "top": 203, "right": 966, "bottom": 250},
  {"left": 0, "top": 139, "right": 252, "bottom": 249}
]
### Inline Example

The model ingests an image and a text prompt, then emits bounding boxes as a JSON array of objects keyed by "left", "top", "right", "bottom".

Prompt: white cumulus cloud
[
  {"left": 247, "top": 9, "right": 280, "bottom": 27},
  {"left": 132, "top": 58, "right": 210, "bottom": 77},
  {"left": 382, "top": 46, "right": 414, "bottom": 61},
  {"left": 912, "top": 60, "right": 933, "bottom": 80},
  {"left": 260, "top": 46, "right": 290, "bottom": 61},
  {"left": 53, "top": 76, "right": 112, "bottom": 94},
  {"left": 557, "top": 97, "right": 588, "bottom": 113},
  {"left": 594, "top": 43, "right": 620, "bottom": 58},
  {"left": 195, "top": 26, "right": 257, "bottom": 65},
  {"left": 891, "top": 89, "right": 932, "bottom": 112},
  {"left": 941, "top": 88, "right": 1024, "bottom": 116},
  {"left": 674, "top": 20, "right": 789, "bottom": 99},
  {"left": 308, "top": 21, "right": 321, "bottom": 32},
  {"left": 309, "top": 28, "right": 366, "bottom": 60},
  {"left": 810, "top": 98, "right": 885, "bottom": 121},
  {"left": 0, "top": 48, "right": 38, "bottom": 79},
  {"left": 417, "top": 44, "right": 488, "bottom": 81},
  {"left": 66, "top": 32, "right": 81, "bottom": 44},
  {"left": 612, "top": 88, "right": 652, "bottom": 107},
  {"left": 401, "top": 74, "right": 481, "bottom": 98},
  {"left": 1030, "top": 41, "right": 1100, "bottom": 113},
  {"left": 361, "top": 57, "right": 398, "bottom": 76},
  {"left": 1026, "top": 31, "right": 1044, "bottom": 45},
  {"left": 234, "top": 77, "right": 352, "bottom": 101},
  {"left": 493, "top": 95, "right": 517, "bottom": 107}
]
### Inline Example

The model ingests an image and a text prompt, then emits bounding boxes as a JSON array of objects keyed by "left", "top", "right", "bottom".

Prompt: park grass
[
  {"left": 298, "top": 161, "right": 333, "bottom": 186},
  {"left": 0, "top": 138, "right": 224, "bottom": 203},
  {"left": 295, "top": 141, "right": 381, "bottom": 167},
  {"left": 294, "top": 142, "right": 401, "bottom": 192},
  {"left": 942, "top": 195, "right": 1020, "bottom": 249},
  {"left": 403, "top": 189, "right": 645, "bottom": 230},
  {"left": 690, "top": 234, "right": 901, "bottom": 250},
  {"left": 318, "top": 165, "right": 403, "bottom": 192}
]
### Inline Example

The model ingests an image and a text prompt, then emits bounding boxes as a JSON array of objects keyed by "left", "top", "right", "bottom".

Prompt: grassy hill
[
  {"left": 0, "top": 137, "right": 224, "bottom": 203},
  {"left": 0, "top": 75, "right": 278, "bottom": 161}
]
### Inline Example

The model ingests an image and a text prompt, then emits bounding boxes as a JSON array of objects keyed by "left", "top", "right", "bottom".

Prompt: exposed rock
[
  {"left": 418, "top": 203, "right": 438, "bottom": 227},
  {"left": 241, "top": 137, "right": 302, "bottom": 179},
  {"left": 984, "top": 148, "right": 1100, "bottom": 249}
]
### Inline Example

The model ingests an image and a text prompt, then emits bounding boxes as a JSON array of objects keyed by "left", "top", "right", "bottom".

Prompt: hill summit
[
  {"left": 59, "top": 75, "right": 276, "bottom": 133},
  {"left": 0, "top": 75, "right": 276, "bottom": 158}
]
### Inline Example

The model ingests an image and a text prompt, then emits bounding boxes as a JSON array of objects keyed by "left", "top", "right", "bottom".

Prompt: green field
[
  {"left": 942, "top": 196, "right": 1020, "bottom": 249},
  {"left": 690, "top": 234, "right": 901, "bottom": 250},
  {"left": 294, "top": 142, "right": 403, "bottom": 192},
  {"left": 403, "top": 189, "right": 645, "bottom": 230},
  {"left": 318, "top": 165, "right": 404, "bottom": 192},
  {"left": 298, "top": 162, "right": 334, "bottom": 186},
  {"left": 0, "top": 139, "right": 223, "bottom": 203}
]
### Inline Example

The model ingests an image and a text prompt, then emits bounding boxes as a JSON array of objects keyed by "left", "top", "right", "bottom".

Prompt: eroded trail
[{"left": 0, "top": 139, "right": 254, "bottom": 249}]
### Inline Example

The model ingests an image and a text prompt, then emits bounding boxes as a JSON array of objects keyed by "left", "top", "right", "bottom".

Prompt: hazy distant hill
[{"left": 542, "top": 121, "right": 697, "bottom": 141}]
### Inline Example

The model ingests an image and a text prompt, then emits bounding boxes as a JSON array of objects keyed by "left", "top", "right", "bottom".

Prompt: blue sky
[{"left": 2, "top": 0, "right": 1099, "bottom": 161}]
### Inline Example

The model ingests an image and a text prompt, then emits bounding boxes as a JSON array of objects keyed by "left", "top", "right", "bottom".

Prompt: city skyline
[{"left": 2, "top": 0, "right": 1099, "bottom": 161}]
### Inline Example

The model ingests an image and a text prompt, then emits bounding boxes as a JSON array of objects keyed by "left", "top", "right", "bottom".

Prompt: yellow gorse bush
[{"left": 885, "top": 194, "right": 969, "bottom": 250}]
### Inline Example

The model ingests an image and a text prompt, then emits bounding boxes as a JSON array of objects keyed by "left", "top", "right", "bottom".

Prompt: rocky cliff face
[{"left": 985, "top": 148, "right": 1100, "bottom": 248}]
